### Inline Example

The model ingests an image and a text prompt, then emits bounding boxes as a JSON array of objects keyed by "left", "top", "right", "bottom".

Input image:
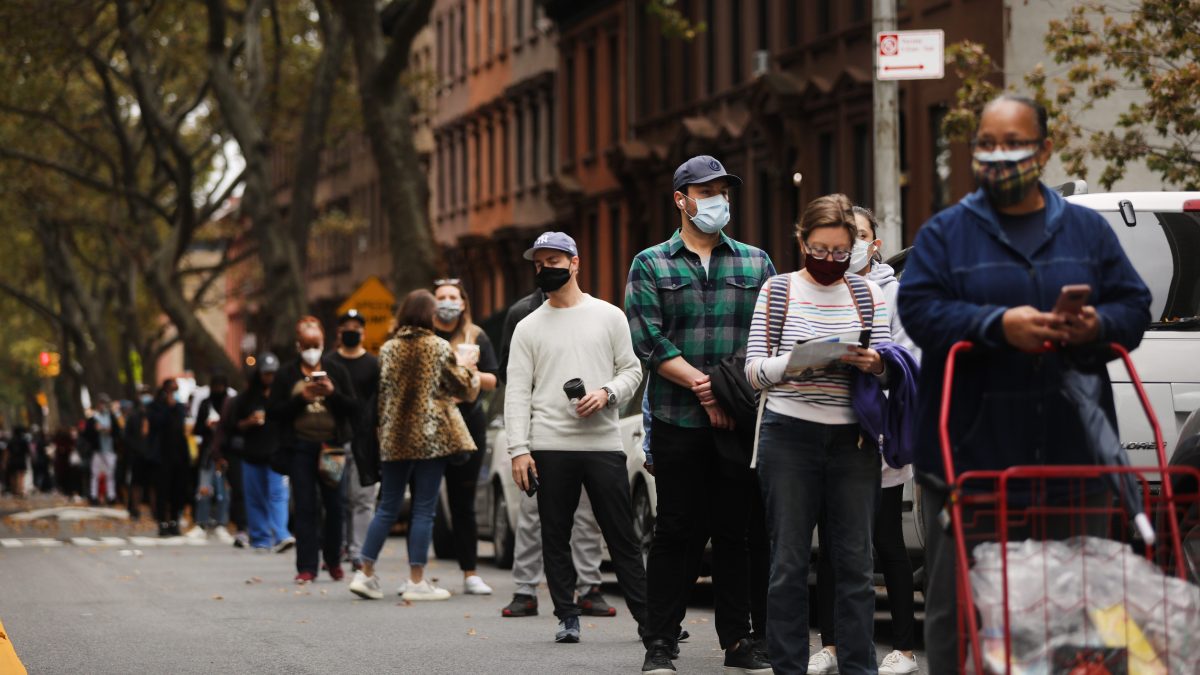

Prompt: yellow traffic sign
[{"left": 337, "top": 276, "right": 396, "bottom": 354}]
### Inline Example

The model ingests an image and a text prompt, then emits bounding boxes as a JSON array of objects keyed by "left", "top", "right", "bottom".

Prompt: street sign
[
  {"left": 876, "top": 29, "right": 944, "bottom": 81},
  {"left": 337, "top": 275, "right": 396, "bottom": 355}
]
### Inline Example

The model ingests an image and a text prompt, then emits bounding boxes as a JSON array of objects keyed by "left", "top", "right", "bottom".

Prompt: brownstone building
[{"left": 546, "top": 0, "right": 1007, "bottom": 303}]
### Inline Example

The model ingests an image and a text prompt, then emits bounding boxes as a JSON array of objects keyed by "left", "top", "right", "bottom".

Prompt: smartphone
[
  {"left": 310, "top": 371, "right": 328, "bottom": 381},
  {"left": 1053, "top": 284, "right": 1092, "bottom": 315},
  {"left": 524, "top": 466, "right": 540, "bottom": 497}
]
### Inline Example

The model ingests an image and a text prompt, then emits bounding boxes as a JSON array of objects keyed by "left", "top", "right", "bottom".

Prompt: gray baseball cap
[
  {"left": 523, "top": 231, "right": 579, "bottom": 261},
  {"left": 257, "top": 352, "right": 280, "bottom": 373},
  {"left": 672, "top": 155, "right": 743, "bottom": 192}
]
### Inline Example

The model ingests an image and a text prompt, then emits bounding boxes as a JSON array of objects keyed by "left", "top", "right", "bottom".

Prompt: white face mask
[
  {"left": 849, "top": 239, "right": 873, "bottom": 274},
  {"left": 300, "top": 348, "right": 322, "bottom": 367}
]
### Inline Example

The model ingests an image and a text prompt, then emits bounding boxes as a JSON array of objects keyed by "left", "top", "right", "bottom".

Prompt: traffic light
[{"left": 37, "top": 351, "right": 61, "bottom": 378}]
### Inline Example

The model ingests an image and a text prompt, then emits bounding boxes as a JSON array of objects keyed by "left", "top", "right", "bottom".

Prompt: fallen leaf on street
[
  {"left": 212, "top": 595, "right": 223, "bottom": 601},
  {"left": 467, "top": 628, "right": 476, "bottom": 636}
]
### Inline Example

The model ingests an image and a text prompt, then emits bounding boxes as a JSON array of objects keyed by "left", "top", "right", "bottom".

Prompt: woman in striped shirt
[{"left": 745, "top": 193, "right": 891, "bottom": 675}]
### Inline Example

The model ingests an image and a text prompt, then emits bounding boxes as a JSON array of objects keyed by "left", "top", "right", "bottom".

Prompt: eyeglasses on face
[
  {"left": 433, "top": 278, "right": 462, "bottom": 287},
  {"left": 970, "top": 137, "right": 1044, "bottom": 152},
  {"left": 805, "top": 245, "right": 852, "bottom": 262}
]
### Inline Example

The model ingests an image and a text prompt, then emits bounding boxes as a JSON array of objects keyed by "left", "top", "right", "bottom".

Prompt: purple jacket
[{"left": 852, "top": 342, "right": 919, "bottom": 469}]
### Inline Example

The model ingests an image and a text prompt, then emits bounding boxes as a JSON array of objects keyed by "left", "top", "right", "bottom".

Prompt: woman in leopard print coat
[{"left": 350, "top": 290, "right": 480, "bottom": 602}]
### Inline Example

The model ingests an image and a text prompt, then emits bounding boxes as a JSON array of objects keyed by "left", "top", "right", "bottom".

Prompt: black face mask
[
  {"left": 341, "top": 330, "right": 363, "bottom": 348},
  {"left": 534, "top": 266, "right": 572, "bottom": 293}
]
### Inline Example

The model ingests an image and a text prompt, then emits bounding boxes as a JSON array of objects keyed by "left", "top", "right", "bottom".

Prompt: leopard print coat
[{"left": 377, "top": 327, "right": 479, "bottom": 461}]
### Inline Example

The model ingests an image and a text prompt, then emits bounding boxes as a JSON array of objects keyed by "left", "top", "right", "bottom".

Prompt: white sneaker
[
  {"left": 395, "top": 580, "right": 410, "bottom": 596},
  {"left": 184, "top": 526, "right": 207, "bottom": 541},
  {"left": 213, "top": 526, "right": 235, "bottom": 545},
  {"left": 463, "top": 575, "right": 493, "bottom": 595},
  {"left": 878, "top": 650, "right": 919, "bottom": 674},
  {"left": 349, "top": 571, "right": 383, "bottom": 600},
  {"left": 401, "top": 579, "right": 451, "bottom": 602},
  {"left": 808, "top": 647, "right": 839, "bottom": 674}
]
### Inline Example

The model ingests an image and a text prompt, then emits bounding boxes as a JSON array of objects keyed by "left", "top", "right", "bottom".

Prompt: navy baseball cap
[
  {"left": 523, "top": 232, "right": 579, "bottom": 261},
  {"left": 257, "top": 352, "right": 281, "bottom": 373},
  {"left": 672, "top": 155, "right": 743, "bottom": 192},
  {"left": 338, "top": 308, "right": 366, "bottom": 326}
]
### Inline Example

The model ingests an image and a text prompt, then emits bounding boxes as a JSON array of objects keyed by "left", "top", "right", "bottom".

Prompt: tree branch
[{"left": 376, "top": 0, "right": 436, "bottom": 88}]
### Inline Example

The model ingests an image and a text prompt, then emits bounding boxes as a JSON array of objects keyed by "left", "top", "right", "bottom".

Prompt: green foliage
[
  {"left": 646, "top": 0, "right": 707, "bottom": 41},
  {"left": 945, "top": 1, "right": 1200, "bottom": 189}
]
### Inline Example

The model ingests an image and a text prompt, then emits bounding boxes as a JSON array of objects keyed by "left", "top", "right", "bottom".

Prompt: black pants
[
  {"left": 647, "top": 420, "right": 754, "bottom": 649},
  {"left": 531, "top": 450, "right": 647, "bottom": 629},
  {"left": 749, "top": 473, "right": 769, "bottom": 640},
  {"left": 289, "top": 441, "right": 343, "bottom": 575},
  {"left": 155, "top": 461, "right": 188, "bottom": 525},
  {"left": 818, "top": 483, "right": 915, "bottom": 651},
  {"left": 444, "top": 413, "right": 487, "bottom": 571},
  {"left": 225, "top": 456, "right": 246, "bottom": 531}
]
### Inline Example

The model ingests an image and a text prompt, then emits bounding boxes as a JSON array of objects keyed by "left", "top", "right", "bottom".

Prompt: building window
[
  {"left": 680, "top": 0, "right": 692, "bottom": 102},
  {"left": 818, "top": 0, "right": 831, "bottom": 35},
  {"left": 658, "top": 36, "right": 670, "bottom": 114},
  {"left": 531, "top": 101, "right": 541, "bottom": 182},
  {"left": 436, "top": 17, "right": 444, "bottom": 83},
  {"left": 637, "top": 8, "right": 650, "bottom": 119},
  {"left": 610, "top": 200, "right": 623, "bottom": 301},
  {"left": 488, "top": 122, "right": 496, "bottom": 198},
  {"left": 565, "top": 53, "right": 576, "bottom": 163},
  {"left": 473, "top": 0, "right": 481, "bottom": 67},
  {"left": 515, "top": 106, "right": 525, "bottom": 189},
  {"left": 487, "top": 0, "right": 495, "bottom": 59},
  {"left": 705, "top": 0, "right": 716, "bottom": 95},
  {"left": 499, "top": 0, "right": 507, "bottom": 52},
  {"left": 853, "top": 123, "right": 872, "bottom": 207},
  {"left": 787, "top": 0, "right": 799, "bottom": 45},
  {"left": 460, "top": 132, "right": 468, "bottom": 207},
  {"left": 547, "top": 93, "right": 557, "bottom": 175},
  {"left": 731, "top": 0, "right": 743, "bottom": 84},
  {"left": 755, "top": 167, "right": 770, "bottom": 248},
  {"left": 585, "top": 45, "right": 597, "bottom": 157},
  {"left": 501, "top": 115, "right": 510, "bottom": 196},
  {"left": 852, "top": 0, "right": 867, "bottom": 22},
  {"left": 931, "top": 106, "right": 951, "bottom": 214},
  {"left": 589, "top": 209, "right": 601, "bottom": 294},
  {"left": 609, "top": 33, "right": 620, "bottom": 147},
  {"left": 515, "top": 0, "right": 524, "bottom": 41},
  {"left": 437, "top": 141, "right": 446, "bottom": 212},
  {"left": 448, "top": 135, "right": 458, "bottom": 208},
  {"left": 474, "top": 129, "right": 482, "bottom": 201},
  {"left": 819, "top": 131, "right": 836, "bottom": 195},
  {"left": 757, "top": 0, "right": 769, "bottom": 49}
]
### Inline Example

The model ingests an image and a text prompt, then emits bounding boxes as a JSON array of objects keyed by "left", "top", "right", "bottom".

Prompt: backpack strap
[
  {"left": 752, "top": 274, "right": 792, "bottom": 469},
  {"left": 844, "top": 274, "right": 875, "bottom": 340}
]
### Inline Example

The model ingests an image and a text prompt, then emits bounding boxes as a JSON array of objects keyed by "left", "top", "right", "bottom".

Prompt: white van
[{"left": 1063, "top": 191, "right": 1200, "bottom": 465}]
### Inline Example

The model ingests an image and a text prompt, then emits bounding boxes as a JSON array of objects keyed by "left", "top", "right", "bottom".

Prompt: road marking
[{"left": 0, "top": 536, "right": 206, "bottom": 548}]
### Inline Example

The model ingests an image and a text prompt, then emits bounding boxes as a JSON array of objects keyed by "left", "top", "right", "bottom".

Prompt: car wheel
[
  {"left": 631, "top": 480, "right": 654, "bottom": 566},
  {"left": 432, "top": 499, "right": 456, "bottom": 561},
  {"left": 492, "top": 487, "right": 515, "bottom": 569}
]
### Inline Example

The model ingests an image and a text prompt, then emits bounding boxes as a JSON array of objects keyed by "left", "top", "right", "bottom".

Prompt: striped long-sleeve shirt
[{"left": 745, "top": 272, "right": 891, "bottom": 425}]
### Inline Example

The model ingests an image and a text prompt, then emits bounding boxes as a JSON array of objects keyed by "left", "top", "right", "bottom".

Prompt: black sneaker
[
  {"left": 750, "top": 637, "right": 770, "bottom": 667},
  {"left": 723, "top": 638, "right": 773, "bottom": 674},
  {"left": 555, "top": 616, "right": 581, "bottom": 643},
  {"left": 578, "top": 586, "right": 617, "bottom": 616},
  {"left": 500, "top": 593, "right": 538, "bottom": 617},
  {"left": 642, "top": 640, "right": 676, "bottom": 674}
]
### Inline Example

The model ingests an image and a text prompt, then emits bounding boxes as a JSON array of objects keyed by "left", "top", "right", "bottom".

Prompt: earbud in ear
[{"left": 677, "top": 200, "right": 685, "bottom": 209}]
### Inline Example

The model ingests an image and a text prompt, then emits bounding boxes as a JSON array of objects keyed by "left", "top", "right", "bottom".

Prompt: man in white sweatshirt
[{"left": 505, "top": 231, "right": 649, "bottom": 647}]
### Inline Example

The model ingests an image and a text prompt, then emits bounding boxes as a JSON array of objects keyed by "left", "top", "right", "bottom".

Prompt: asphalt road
[{"left": 0, "top": 498, "right": 925, "bottom": 674}]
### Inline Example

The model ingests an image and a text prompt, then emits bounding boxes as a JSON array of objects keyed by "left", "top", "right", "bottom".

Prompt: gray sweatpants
[
  {"left": 513, "top": 487, "right": 603, "bottom": 597},
  {"left": 342, "top": 451, "right": 378, "bottom": 563}
]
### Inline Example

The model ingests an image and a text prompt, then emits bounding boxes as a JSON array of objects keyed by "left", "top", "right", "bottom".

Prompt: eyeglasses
[
  {"left": 970, "top": 137, "right": 1044, "bottom": 152},
  {"left": 805, "top": 245, "right": 852, "bottom": 262},
  {"left": 433, "top": 278, "right": 462, "bottom": 287}
]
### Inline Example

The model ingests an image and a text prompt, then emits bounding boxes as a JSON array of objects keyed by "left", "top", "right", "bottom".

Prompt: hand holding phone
[
  {"left": 1053, "top": 284, "right": 1092, "bottom": 317},
  {"left": 524, "top": 467, "right": 540, "bottom": 497}
]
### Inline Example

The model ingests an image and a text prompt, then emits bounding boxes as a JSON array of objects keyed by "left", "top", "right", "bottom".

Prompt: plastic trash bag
[{"left": 969, "top": 537, "right": 1200, "bottom": 674}]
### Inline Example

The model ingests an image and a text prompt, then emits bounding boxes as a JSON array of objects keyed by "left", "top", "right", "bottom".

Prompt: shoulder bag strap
[
  {"left": 752, "top": 274, "right": 792, "bottom": 468},
  {"left": 844, "top": 274, "right": 875, "bottom": 338}
]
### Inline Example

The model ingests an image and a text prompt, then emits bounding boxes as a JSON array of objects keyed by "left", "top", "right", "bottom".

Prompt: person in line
[
  {"left": 506, "top": 232, "right": 649, "bottom": 645},
  {"left": 188, "top": 373, "right": 235, "bottom": 544},
  {"left": 897, "top": 94, "right": 1151, "bottom": 673},
  {"left": 4, "top": 427, "right": 30, "bottom": 498},
  {"left": 627, "top": 155, "right": 774, "bottom": 674},
  {"left": 497, "top": 285, "right": 616, "bottom": 620},
  {"left": 148, "top": 378, "right": 191, "bottom": 537},
  {"left": 746, "top": 194, "right": 894, "bottom": 675},
  {"left": 229, "top": 353, "right": 293, "bottom": 553},
  {"left": 88, "top": 395, "right": 121, "bottom": 505},
  {"left": 810, "top": 206, "right": 920, "bottom": 675},
  {"left": 325, "top": 309, "right": 380, "bottom": 571},
  {"left": 430, "top": 280, "right": 499, "bottom": 595},
  {"left": 123, "top": 386, "right": 155, "bottom": 520},
  {"left": 268, "top": 318, "right": 359, "bottom": 584},
  {"left": 349, "top": 290, "right": 479, "bottom": 602}
]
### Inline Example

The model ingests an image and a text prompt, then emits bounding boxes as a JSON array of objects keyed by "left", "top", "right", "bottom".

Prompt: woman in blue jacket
[{"left": 897, "top": 94, "right": 1152, "bottom": 672}]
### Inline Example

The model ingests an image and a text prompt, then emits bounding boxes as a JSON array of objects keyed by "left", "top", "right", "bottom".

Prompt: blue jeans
[
  {"left": 242, "top": 461, "right": 291, "bottom": 548},
  {"left": 194, "top": 467, "right": 229, "bottom": 528},
  {"left": 360, "top": 459, "right": 447, "bottom": 567},
  {"left": 757, "top": 410, "right": 880, "bottom": 675}
]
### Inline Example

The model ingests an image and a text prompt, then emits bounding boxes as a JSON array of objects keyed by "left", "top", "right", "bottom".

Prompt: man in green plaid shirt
[{"left": 626, "top": 155, "right": 775, "bottom": 674}]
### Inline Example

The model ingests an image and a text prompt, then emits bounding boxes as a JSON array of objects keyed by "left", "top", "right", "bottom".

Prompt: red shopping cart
[{"left": 939, "top": 341, "right": 1200, "bottom": 674}]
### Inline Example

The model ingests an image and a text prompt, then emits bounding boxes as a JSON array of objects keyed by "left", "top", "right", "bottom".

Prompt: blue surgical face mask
[
  {"left": 139, "top": 394, "right": 153, "bottom": 406},
  {"left": 682, "top": 194, "right": 731, "bottom": 234}
]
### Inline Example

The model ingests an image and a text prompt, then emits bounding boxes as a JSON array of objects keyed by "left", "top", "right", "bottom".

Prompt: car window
[{"left": 1105, "top": 211, "right": 1200, "bottom": 326}]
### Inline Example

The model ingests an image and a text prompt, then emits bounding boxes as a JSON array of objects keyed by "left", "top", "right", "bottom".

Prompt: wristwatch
[{"left": 601, "top": 386, "right": 617, "bottom": 408}]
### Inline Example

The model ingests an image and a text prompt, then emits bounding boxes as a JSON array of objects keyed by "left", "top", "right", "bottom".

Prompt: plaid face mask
[{"left": 972, "top": 149, "right": 1042, "bottom": 208}]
